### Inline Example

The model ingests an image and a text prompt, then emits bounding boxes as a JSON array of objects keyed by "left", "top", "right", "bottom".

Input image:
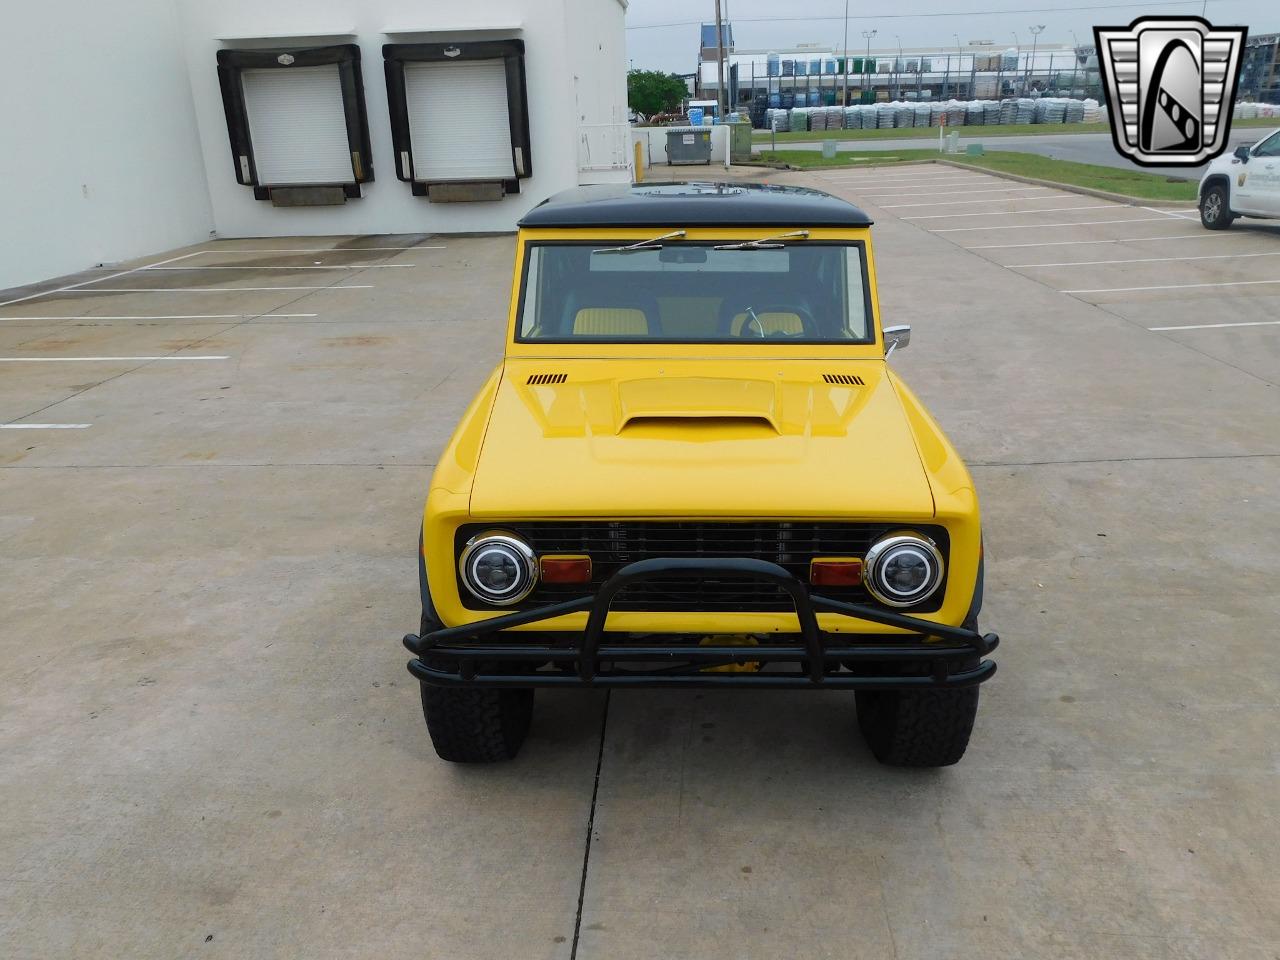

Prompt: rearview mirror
[
  {"left": 659, "top": 246, "right": 707, "bottom": 264},
  {"left": 1234, "top": 144, "right": 1252, "bottom": 162},
  {"left": 883, "top": 324, "right": 911, "bottom": 356}
]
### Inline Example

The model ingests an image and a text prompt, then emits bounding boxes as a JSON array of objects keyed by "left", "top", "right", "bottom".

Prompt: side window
[
  {"left": 1253, "top": 132, "right": 1280, "bottom": 158},
  {"left": 844, "top": 247, "right": 869, "bottom": 340},
  {"left": 519, "top": 247, "right": 540, "bottom": 336}
]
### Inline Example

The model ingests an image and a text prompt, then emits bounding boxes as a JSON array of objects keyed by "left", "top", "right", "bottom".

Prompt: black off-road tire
[
  {"left": 420, "top": 682, "right": 534, "bottom": 763},
  {"left": 855, "top": 685, "right": 979, "bottom": 767},
  {"left": 416, "top": 599, "right": 534, "bottom": 763},
  {"left": 1200, "top": 184, "right": 1235, "bottom": 230}
]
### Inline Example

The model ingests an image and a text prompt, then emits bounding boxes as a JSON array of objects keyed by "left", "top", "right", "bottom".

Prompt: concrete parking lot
[{"left": 3, "top": 169, "right": 1279, "bottom": 959}]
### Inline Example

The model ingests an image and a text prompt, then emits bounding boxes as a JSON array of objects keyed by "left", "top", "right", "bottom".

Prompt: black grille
[{"left": 455, "top": 521, "right": 948, "bottom": 613}]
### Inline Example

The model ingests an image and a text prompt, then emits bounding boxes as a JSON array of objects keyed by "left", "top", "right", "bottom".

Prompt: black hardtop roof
[{"left": 518, "top": 182, "right": 874, "bottom": 229}]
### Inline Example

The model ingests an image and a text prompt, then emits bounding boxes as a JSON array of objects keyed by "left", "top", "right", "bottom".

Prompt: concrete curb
[{"left": 934, "top": 159, "right": 1200, "bottom": 208}]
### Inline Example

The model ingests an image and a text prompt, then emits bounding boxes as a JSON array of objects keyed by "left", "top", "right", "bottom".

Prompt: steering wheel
[{"left": 729, "top": 303, "right": 818, "bottom": 338}]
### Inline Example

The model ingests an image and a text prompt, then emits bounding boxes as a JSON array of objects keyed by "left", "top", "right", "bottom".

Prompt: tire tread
[{"left": 857, "top": 686, "right": 979, "bottom": 767}]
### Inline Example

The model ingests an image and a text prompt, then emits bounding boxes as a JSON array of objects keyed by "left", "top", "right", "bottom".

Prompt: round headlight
[
  {"left": 864, "top": 533, "right": 944, "bottom": 608},
  {"left": 459, "top": 531, "right": 538, "bottom": 605}
]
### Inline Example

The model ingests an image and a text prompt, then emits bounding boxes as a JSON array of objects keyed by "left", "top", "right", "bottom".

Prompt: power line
[{"left": 625, "top": 0, "right": 1214, "bottom": 31}]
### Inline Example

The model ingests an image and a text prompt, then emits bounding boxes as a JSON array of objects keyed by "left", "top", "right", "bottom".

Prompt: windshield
[{"left": 516, "top": 241, "right": 873, "bottom": 343}]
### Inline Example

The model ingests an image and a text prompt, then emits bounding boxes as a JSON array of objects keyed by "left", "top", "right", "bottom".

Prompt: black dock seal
[{"left": 216, "top": 44, "right": 373, "bottom": 194}]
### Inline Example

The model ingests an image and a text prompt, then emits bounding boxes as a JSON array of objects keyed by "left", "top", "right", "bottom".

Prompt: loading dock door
[
  {"left": 403, "top": 60, "right": 516, "bottom": 181},
  {"left": 241, "top": 65, "right": 353, "bottom": 185},
  {"left": 383, "top": 39, "right": 532, "bottom": 199}
]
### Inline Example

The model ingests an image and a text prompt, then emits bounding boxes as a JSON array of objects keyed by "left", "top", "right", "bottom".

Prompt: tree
[{"left": 627, "top": 69, "right": 688, "bottom": 117}]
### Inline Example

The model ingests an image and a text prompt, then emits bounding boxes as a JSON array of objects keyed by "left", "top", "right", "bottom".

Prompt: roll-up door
[
  {"left": 384, "top": 39, "right": 532, "bottom": 200},
  {"left": 242, "top": 66, "right": 353, "bottom": 185},
  {"left": 216, "top": 44, "right": 373, "bottom": 203},
  {"left": 403, "top": 60, "right": 516, "bottom": 181}
]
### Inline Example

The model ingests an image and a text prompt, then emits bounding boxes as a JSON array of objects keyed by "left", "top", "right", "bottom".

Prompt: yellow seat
[
  {"left": 573, "top": 308, "right": 649, "bottom": 336},
  {"left": 731, "top": 312, "right": 804, "bottom": 336}
]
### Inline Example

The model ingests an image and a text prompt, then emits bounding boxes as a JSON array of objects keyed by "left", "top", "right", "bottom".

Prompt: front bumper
[{"left": 403, "top": 557, "right": 998, "bottom": 689}]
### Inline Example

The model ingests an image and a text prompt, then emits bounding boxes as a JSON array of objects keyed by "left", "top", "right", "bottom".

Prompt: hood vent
[
  {"left": 527, "top": 373, "right": 567, "bottom": 385},
  {"left": 823, "top": 373, "right": 865, "bottom": 386}
]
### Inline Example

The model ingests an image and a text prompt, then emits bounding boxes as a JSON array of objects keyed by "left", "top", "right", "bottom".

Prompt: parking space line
[
  {"left": 830, "top": 179, "right": 985, "bottom": 188},
  {"left": 826, "top": 174, "right": 984, "bottom": 183},
  {"left": 0, "top": 314, "right": 318, "bottom": 320},
  {"left": 1065, "top": 279, "right": 1280, "bottom": 293},
  {"left": 1149, "top": 320, "right": 1280, "bottom": 331},
  {"left": 0, "top": 356, "right": 230, "bottom": 362},
  {"left": 867, "top": 187, "right": 1054, "bottom": 198},
  {"left": 0, "top": 423, "right": 91, "bottom": 429},
  {"left": 905, "top": 204, "right": 1117, "bottom": 220},
  {"left": 934, "top": 217, "right": 1175, "bottom": 233},
  {"left": 1141, "top": 206, "right": 1200, "bottom": 221},
  {"left": 194, "top": 246, "right": 442, "bottom": 254},
  {"left": 1008, "top": 251, "right": 1280, "bottom": 268},
  {"left": 0, "top": 251, "right": 204, "bottom": 308},
  {"left": 75, "top": 285, "right": 373, "bottom": 293},
  {"left": 880, "top": 193, "right": 1060, "bottom": 208},
  {"left": 140, "top": 264, "right": 415, "bottom": 271},
  {"left": 969, "top": 234, "right": 1214, "bottom": 249}
]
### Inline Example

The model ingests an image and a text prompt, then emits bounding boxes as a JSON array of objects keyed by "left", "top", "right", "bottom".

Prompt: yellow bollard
[{"left": 633, "top": 139, "right": 644, "bottom": 183}]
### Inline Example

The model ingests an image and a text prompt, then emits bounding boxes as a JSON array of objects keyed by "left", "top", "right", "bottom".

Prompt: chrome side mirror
[{"left": 883, "top": 324, "right": 911, "bottom": 357}]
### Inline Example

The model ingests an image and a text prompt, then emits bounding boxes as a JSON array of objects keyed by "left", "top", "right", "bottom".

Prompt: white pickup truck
[{"left": 1199, "top": 127, "right": 1280, "bottom": 229}]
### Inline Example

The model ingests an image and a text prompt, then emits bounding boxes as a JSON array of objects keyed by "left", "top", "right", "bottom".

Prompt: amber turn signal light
[
  {"left": 809, "top": 558, "right": 863, "bottom": 587},
  {"left": 539, "top": 555, "right": 592, "bottom": 583}
]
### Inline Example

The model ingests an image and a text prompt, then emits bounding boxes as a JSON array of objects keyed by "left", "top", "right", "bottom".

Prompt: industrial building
[
  {"left": 696, "top": 29, "right": 1099, "bottom": 119},
  {"left": 1242, "top": 33, "right": 1280, "bottom": 103},
  {"left": 696, "top": 20, "right": 1280, "bottom": 123},
  {"left": 1, "top": 0, "right": 631, "bottom": 293}
]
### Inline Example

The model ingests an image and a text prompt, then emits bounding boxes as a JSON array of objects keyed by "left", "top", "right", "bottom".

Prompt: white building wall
[
  {"left": 565, "top": 0, "right": 632, "bottom": 182},
  {"left": 0, "top": 0, "right": 214, "bottom": 292},
  {"left": 178, "top": 0, "right": 630, "bottom": 238}
]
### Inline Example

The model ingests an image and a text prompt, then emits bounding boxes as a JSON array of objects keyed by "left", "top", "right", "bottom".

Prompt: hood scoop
[
  {"left": 823, "top": 373, "right": 865, "bottom": 385},
  {"left": 616, "top": 377, "right": 779, "bottom": 435}
]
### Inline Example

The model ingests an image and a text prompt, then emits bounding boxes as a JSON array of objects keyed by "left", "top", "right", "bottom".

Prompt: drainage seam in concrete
[{"left": 570, "top": 690, "right": 611, "bottom": 960}]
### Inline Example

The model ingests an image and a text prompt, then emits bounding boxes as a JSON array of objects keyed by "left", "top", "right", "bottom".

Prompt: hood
[{"left": 469, "top": 358, "right": 935, "bottom": 519}]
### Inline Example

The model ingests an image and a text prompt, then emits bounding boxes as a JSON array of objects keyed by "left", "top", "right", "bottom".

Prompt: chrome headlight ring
[
  {"left": 864, "top": 533, "right": 945, "bottom": 608},
  {"left": 458, "top": 531, "right": 539, "bottom": 606}
]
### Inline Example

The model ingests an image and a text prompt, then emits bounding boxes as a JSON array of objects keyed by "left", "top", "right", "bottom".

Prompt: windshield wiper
[
  {"left": 591, "top": 230, "right": 687, "bottom": 255},
  {"left": 713, "top": 230, "right": 810, "bottom": 251}
]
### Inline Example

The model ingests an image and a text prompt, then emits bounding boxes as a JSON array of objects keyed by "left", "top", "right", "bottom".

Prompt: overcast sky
[{"left": 624, "top": 0, "right": 1275, "bottom": 73}]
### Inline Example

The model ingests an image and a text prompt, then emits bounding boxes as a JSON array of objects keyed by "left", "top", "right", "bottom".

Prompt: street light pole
[
  {"left": 862, "top": 29, "right": 877, "bottom": 103},
  {"left": 896, "top": 34, "right": 903, "bottom": 99},
  {"left": 1028, "top": 24, "right": 1045, "bottom": 95},
  {"left": 841, "top": 0, "right": 850, "bottom": 105},
  {"left": 1070, "top": 30, "right": 1081, "bottom": 97},
  {"left": 954, "top": 34, "right": 964, "bottom": 98}
]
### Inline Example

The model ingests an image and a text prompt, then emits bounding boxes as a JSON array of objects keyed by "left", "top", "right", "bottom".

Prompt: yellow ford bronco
[{"left": 403, "top": 182, "right": 998, "bottom": 766}]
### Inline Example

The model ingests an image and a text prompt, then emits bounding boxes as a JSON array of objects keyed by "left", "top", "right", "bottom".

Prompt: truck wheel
[
  {"left": 855, "top": 685, "right": 979, "bottom": 767},
  {"left": 416, "top": 605, "right": 534, "bottom": 763},
  {"left": 421, "top": 682, "right": 534, "bottom": 763},
  {"left": 1200, "top": 184, "right": 1235, "bottom": 230}
]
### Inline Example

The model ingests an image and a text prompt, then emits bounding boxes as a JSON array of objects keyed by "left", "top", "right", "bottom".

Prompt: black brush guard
[{"left": 403, "top": 558, "right": 998, "bottom": 689}]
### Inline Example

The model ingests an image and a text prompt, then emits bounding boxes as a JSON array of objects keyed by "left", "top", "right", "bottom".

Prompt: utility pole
[
  {"left": 841, "top": 0, "right": 850, "bottom": 105},
  {"left": 715, "top": 0, "right": 727, "bottom": 121}
]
